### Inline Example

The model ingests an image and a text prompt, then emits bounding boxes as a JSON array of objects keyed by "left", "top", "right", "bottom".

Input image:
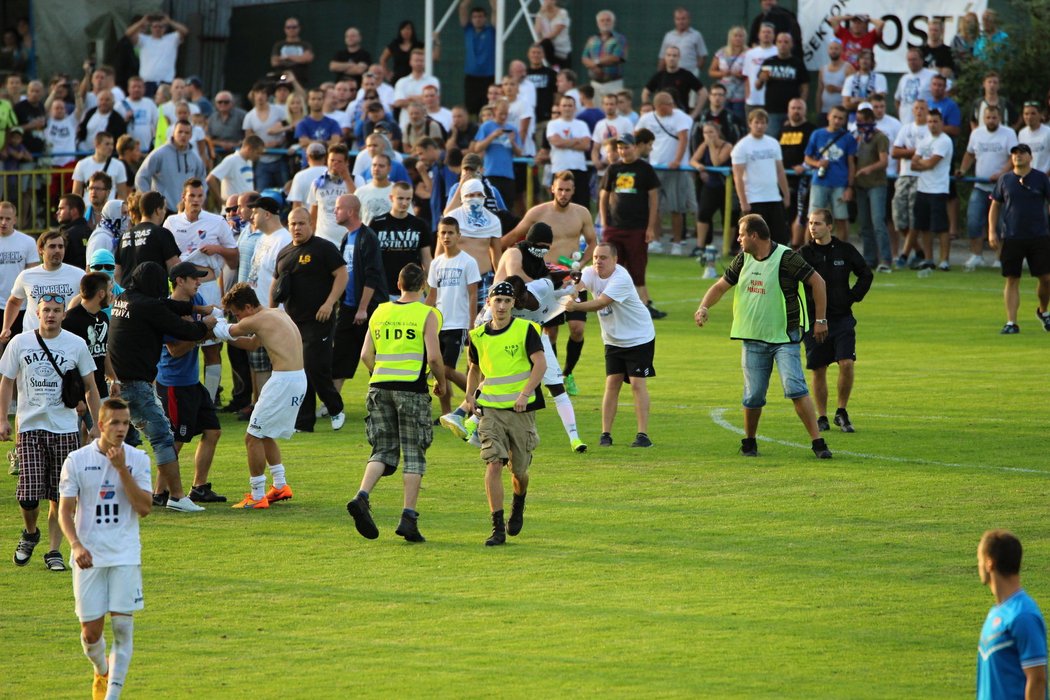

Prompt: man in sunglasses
[{"left": 989, "top": 143, "right": 1050, "bottom": 334}]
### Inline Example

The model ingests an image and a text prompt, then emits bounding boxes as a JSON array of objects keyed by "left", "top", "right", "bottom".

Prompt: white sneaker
[
  {"left": 440, "top": 412, "right": 467, "bottom": 439},
  {"left": 702, "top": 266, "right": 719, "bottom": 279},
  {"left": 993, "top": 259, "right": 1002, "bottom": 269},
  {"left": 166, "top": 496, "right": 205, "bottom": 512},
  {"left": 468, "top": 430, "right": 482, "bottom": 447},
  {"left": 670, "top": 242, "right": 684, "bottom": 256},
  {"left": 937, "top": 260, "right": 951, "bottom": 271},
  {"left": 963, "top": 254, "right": 984, "bottom": 271},
  {"left": 330, "top": 412, "right": 346, "bottom": 431},
  {"left": 647, "top": 240, "right": 665, "bottom": 254},
  {"left": 315, "top": 406, "right": 329, "bottom": 418}
]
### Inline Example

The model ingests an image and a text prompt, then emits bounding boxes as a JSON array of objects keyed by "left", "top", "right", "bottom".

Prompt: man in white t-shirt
[
  {"left": 121, "top": 77, "right": 158, "bottom": 153},
  {"left": 247, "top": 197, "right": 292, "bottom": 309},
  {"left": 164, "top": 179, "right": 238, "bottom": 400},
  {"left": 125, "top": 13, "right": 188, "bottom": 93},
  {"left": 590, "top": 92, "right": 633, "bottom": 172},
  {"left": 1, "top": 296, "right": 100, "bottom": 573},
  {"left": 891, "top": 100, "right": 930, "bottom": 266},
  {"left": 958, "top": 105, "right": 1017, "bottom": 270},
  {"left": 207, "top": 135, "right": 264, "bottom": 201},
  {"left": 58, "top": 397, "right": 152, "bottom": 700},
  {"left": 744, "top": 23, "right": 777, "bottom": 109},
  {"left": 307, "top": 143, "right": 354, "bottom": 246},
  {"left": 421, "top": 85, "right": 452, "bottom": 135},
  {"left": 1018, "top": 102, "right": 1050, "bottom": 175},
  {"left": 0, "top": 201, "right": 40, "bottom": 346},
  {"left": 2, "top": 230, "right": 84, "bottom": 340},
  {"left": 894, "top": 48, "right": 937, "bottom": 126},
  {"left": 44, "top": 100, "right": 78, "bottom": 169},
  {"left": 567, "top": 241, "right": 655, "bottom": 448},
  {"left": 731, "top": 108, "right": 791, "bottom": 244},
  {"left": 910, "top": 110, "right": 954, "bottom": 270},
  {"left": 72, "top": 132, "right": 128, "bottom": 201},
  {"left": 393, "top": 49, "right": 440, "bottom": 133},
  {"left": 355, "top": 154, "right": 395, "bottom": 226},
  {"left": 636, "top": 91, "right": 694, "bottom": 255},
  {"left": 288, "top": 143, "right": 329, "bottom": 210},
  {"left": 546, "top": 95, "right": 592, "bottom": 207}
]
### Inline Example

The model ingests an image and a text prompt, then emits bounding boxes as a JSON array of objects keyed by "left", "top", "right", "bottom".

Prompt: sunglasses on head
[
  {"left": 1025, "top": 101, "right": 1042, "bottom": 108},
  {"left": 91, "top": 264, "right": 115, "bottom": 271},
  {"left": 39, "top": 294, "right": 65, "bottom": 304}
]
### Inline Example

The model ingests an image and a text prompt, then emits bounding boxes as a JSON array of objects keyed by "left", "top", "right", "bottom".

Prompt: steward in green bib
[
  {"left": 465, "top": 280, "right": 547, "bottom": 547},
  {"left": 694, "top": 214, "right": 834, "bottom": 460},
  {"left": 347, "top": 264, "right": 445, "bottom": 543}
]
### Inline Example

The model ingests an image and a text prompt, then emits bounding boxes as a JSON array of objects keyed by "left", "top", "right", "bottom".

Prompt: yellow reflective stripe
[
  {"left": 478, "top": 391, "right": 526, "bottom": 403},
  {"left": 375, "top": 352, "right": 424, "bottom": 362},
  {"left": 373, "top": 367, "right": 422, "bottom": 377},
  {"left": 484, "top": 370, "right": 532, "bottom": 384}
]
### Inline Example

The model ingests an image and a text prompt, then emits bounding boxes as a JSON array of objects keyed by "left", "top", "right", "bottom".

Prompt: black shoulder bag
[{"left": 34, "top": 331, "right": 86, "bottom": 409}]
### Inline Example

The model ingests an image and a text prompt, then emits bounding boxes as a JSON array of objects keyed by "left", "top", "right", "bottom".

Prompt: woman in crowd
[{"left": 709, "top": 26, "right": 748, "bottom": 122}]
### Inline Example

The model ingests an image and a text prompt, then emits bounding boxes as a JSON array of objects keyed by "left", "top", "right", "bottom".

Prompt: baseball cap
[
  {"left": 186, "top": 75, "right": 203, "bottom": 88},
  {"left": 857, "top": 101, "right": 874, "bottom": 112},
  {"left": 489, "top": 280, "right": 516, "bottom": 298},
  {"left": 88, "top": 249, "right": 116, "bottom": 268},
  {"left": 1011, "top": 143, "right": 1033, "bottom": 155},
  {"left": 374, "top": 120, "right": 395, "bottom": 133},
  {"left": 169, "top": 261, "right": 208, "bottom": 282},
  {"left": 306, "top": 142, "right": 327, "bottom": 158},
  {"left": 615, "top": 133, "right": 635, "bottom": 146},
  {"left": 254, "top": 196, "right": 280, "bottom": 215},
  {"left": 462, "top": 152, "right": 484, "bottom": 170},
  {"left": 462, "top": 179, "right": 485, "bottom": 196}
]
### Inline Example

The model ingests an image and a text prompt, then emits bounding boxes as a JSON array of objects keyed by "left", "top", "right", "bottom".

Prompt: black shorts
[
  {"left": 438, "top": 329, "right": 466, "bottom": 368},
  {"left": 750, "top": 201, "right": 790, "bottom": 245},
  {"left": 156, "top": 382, "right": 220, "bottom": 442},
  {"left": 1000, "top": 236, "right": 1050, "bottom": 278},
  {"left": 604, "top": 338, "right": 656, "bottom": 379},
  {"left": 543, "top": 291, "right": 588, "bottom": 326},
  {"left": 803, "top": 316, "right": 857, "bottom": 370},
  {"left": 914, "top": 192, "right": 949, "bottom": 234}
]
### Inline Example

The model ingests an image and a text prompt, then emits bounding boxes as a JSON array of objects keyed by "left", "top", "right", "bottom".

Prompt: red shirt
[{"left": 834, "top": 26, "right": 881, "bottom": 68}]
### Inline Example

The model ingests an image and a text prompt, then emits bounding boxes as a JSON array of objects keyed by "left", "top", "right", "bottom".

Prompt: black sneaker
[
  {"left": 12, "top": 528, "right": 40, "bottom": 566},
  {"left": 630, "top": 432, "right": 653, "bottom": 448},
  {"left": 190, "top": 483, "right": 227, "bottom": 503},
  {"left": 834, "top": 409, "right": 855, "bottom": 433},
  {"left": 1000, "top": 323, "right": 1020, "bottom": 335},
  {"left": 599, "top": 432, "right": 613, "bottom": 447},
  {"left": 395, "top": 513, "right": 425, "bottom": 543},
  {"left": 812, "top": 438, "right": 833, "bottom": 459},
  {"left": 646, "top": 302, "right": 667, "bottom": 320},
  {"left": 918, "top": 260, "right": 936, "bottom": 271},
  {"left": 508, "top": 494, "right": 525, "bottom": 537},
  {"left": 346, "top": 497, "right": 379, "bottom": 539},
  {"left": 1037, "top": 308, "right": 1050, "bottom": 332},
  {"left": 43, "top": 549, "right": 67, "bottom": 571},
  {"left": 740, "top": 437, "right": 758, "bottom": 457},
  {"left": 817, "top": 415, "right": 830, "bottom": 432},
  {"left": 152, "top": 491, "right": 169, "bottom": 507}
]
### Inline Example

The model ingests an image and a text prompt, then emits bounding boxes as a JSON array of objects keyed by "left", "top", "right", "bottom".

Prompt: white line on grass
[{"left": 708, "top": 408, "right": 1049, "bottom": 475}]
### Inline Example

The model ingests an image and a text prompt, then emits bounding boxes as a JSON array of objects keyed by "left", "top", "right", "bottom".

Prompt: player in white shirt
[
  {"left": 2, "top": 230, "right": 84, "bottom": 338},
  {"left": 567, "top": 241, "right": 656, "bottom": 448},
  {"left": 910, "top": 110, "right": 954, "bottom": 270},
  {"left": 307, "top": 144, "right": 354, "bottom": 246},
  {"left": 164, "top": 179, "right": 238, "bottom": 400},
  {"left": 58, "top": 397, "right": 152, "bottom": 700},
  {"left": 1018, "top": 102, "right": 1050, "bottom": 175}
]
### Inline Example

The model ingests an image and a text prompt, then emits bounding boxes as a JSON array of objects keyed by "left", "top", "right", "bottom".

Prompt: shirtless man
[
  {"left": 214, "top": 283, "right": 307, "bottom": 510},
  {"left": 500, "top": 171, "right": 597, "bottom": 394}
]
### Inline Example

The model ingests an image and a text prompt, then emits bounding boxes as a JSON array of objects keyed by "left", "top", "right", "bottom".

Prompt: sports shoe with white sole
[
  {"left": 570, "top": 437, "right": 587, "bottom": 453},
  {"left": 330, "top": 412, "right": 346, "bottom": 431},
  {"left": 44, "top": 549, "right": 67, "bottom": 571},
  {"left": 670, "top": 242, "right": 685, "bottom": 256},
  {"left": 702, "top": 266, "right": 719, "bottom": 279},
  {"left": 937, "top": 260, "right": 951, "bottom": 271},
  {"left": 964, "top": 253, "right": 985, "bottom": 271},
  {"left": 647, "top": 240, "right": 665, "bottom": 254},
  {"left": 13, "top": 527, "right": 40, "bottom": 566},
  {"left": 166, "top": 496, "right": 205, "bottom": 512},
  {"left": 1037, "top": 307, "right": 1050, "bottom": 332},
  {"left": 440, "top": 412, "right": 468, "bottom": 439}
]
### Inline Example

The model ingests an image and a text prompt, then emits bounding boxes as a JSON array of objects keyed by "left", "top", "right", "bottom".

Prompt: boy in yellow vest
[
  {"left": 347, "top": 263, "right": 445, "bottom": 542},
  {"left": 465, "top": 281, "right": 547, "bottom": 546},
  {"left": 694, "top": 214, "right": 833, "bottom": 459}
]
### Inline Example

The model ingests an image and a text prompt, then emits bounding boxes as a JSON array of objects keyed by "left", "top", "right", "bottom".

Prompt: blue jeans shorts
[
  {"left": 741, "top": 331, "right": 809, "bottom": 409},
  {"left": 121, "top": 380, "right": 178, "bottom": 465}
]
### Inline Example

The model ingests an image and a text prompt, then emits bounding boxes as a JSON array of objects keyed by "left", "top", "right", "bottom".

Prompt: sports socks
[
  {"left": 552, "top": 392, "right": 579, "bottom": 441},
  {"left": 203, "top": 364, "right": 221, "bottom": 401},
  {"left": 564, "top": 338, "right": 584, "bottom": 376},
  {"left": 106, "top": 616, "right": 134, "bottom": 699},
  {"left": 452, "top": 407, "right": 467, "bottom": 418},
  {"left": 268, "top": 464, "right": 286, "bottom": 488},
  {"left": 82, "top": 634, "right": 108, "bottom": 676},
  {"left": 249, "top": 475, "right": 266, "bottom": 501}
]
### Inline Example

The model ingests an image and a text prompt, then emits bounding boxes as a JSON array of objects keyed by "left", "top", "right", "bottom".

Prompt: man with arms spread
[
  {"left": 694, "top": 214, "right": 832, "bottom": 459},
  {"left": 214, "top": 284, "right": 307, "bottom": 509}
]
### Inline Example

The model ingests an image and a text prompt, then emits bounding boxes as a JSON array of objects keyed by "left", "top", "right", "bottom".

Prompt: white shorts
[
  {"left": 247, "top": 369, "right": 307, "bottom": 440},
  {"left": 199, "top": 280, "right": 223, "bottom": 347},
  {"left": 540, "top": 334, "right": 563, "bottom": 386},
  {"left": 73, "top": 564, "right": 144, "bottom": 622}
]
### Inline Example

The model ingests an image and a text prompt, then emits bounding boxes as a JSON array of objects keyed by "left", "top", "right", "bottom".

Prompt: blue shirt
[
  {"left": 475, "top": 121, "right": 518, "bottom": 178},
  {"left": 992, "top": 169, "right": 1050, "bottom": 240},
  {"left": 357, "top": 159, "right": 412, "bottom": 187},
  {"left": 978, "top": 589, "right": 1048, "bottom": 700},
  {"left": 805, "top": 128, "right": 858, "bottom": 188},
  {"left": 156, "top": 292, "right": 205, "bottom": 387},
  {"left": 341, "top": 228, "right": 359, "bottom": 307},
  {"left": 237, "top": 225, "right": 262, "bottom": 283},
  {"left": 429, "top": 162, "right": 457, "bottom": 224},
  {"left": 294, "top": 116, "right": 342, "bottom": 165},
  {"left": 928, "top": 97, "right": 962, "bottom": 129},
  {"left": 463, "top": 24, "right": 496, "bottom": 76}
]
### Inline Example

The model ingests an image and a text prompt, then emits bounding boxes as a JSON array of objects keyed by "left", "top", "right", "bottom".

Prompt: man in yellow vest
[
  {"left": 347, "top": 263, "right": 446, "bottom": 543},
  {"left": 465, "top": 280, "right": 547, "bottom": 546},
  {"left": 694, "top": 214, "right": 833, "bottom": 459}
]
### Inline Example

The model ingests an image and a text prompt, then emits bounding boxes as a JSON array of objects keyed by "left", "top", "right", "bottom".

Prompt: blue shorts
[
  {"left": 121, "top": 380, "right": 178, "bottom": 465},
  {"left": 809, "top": 184, "right": 849, "bottom": 220},
  {"left": 740, "top": 331, "right": 809, "bottom": 409}
]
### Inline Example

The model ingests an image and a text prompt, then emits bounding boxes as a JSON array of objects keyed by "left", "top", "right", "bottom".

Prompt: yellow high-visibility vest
[
  {"left": 469, "top": 317, "right": 538, "bottom": 409},
  {"left": 369, "top": 301, "right": 441, "bottom": 384}
]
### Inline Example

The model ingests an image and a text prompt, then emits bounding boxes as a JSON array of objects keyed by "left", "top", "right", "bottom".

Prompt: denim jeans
[
  {"left": 967, "top": 187, "right": 995, "bottom": 239},
  {"left": 120, "top": 380, "right": 177, "bottom": 465},
  {"left": 254, "top": 158, "right": 289, "bottom": 192},
  {"left": 740, "top": 329, "right": 809, "bottom": 409},
  {"left": 856, "top": 184, "right": 890, "bottom": 266}
]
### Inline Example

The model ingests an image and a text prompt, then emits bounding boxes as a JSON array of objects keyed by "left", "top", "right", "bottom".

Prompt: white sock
[
  {"left": 203, "top": 364, "right": 221, "bottom": 401},
  {"left": 250, "top": 475, "right": 267, "bottom": 501},
  {"left": 105, "top": 616, "right": 134, "bottom": 699},
  {"left": 82, "top": 634, "right": 108, "bottom": 676},
  {"left": 552, "top": 392, "right": 579, "bottom": 441},
  {"left": 268, "top": 464, "right": 286, "bottom": 488},
  {"left": 465, "top": 414, "right": 478, "bottom": 428}
]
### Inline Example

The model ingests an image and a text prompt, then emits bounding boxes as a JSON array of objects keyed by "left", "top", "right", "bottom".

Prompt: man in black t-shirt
[
  {"left": 778, "top": 98, "right": 817, "bottom": 245},
  {"left": 757, "top": 33, "right": 809, "bottom": 139},
  {"left": 599, "top": 134, "right": 664, "bottom": 318},
  {"left": 115, "top": 191, "right": 181, "bottom": 284},
  {"left": 370, "top": 182, "right": 433, "bottom": 299},
  {"left": 272, "top": 208, "right": 348, "bottom": 432},
  {"left": 525, "top": 44, "right": 558, "bottom": 123},
  {"left": 329, "top": 27, "right": 371, "bottom": 82},
  {"left": 643, "top": 46, "right": 706, "bottom": 116},
  {"left": 921, "top": 19, "right": 955, "bottom": 77},
  {"left": 63, "top": 272, "right": 111, "bottom": 401}
]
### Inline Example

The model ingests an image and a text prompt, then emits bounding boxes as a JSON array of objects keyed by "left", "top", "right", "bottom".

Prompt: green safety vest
[
  {"left": 368, "top": 301, "right": 442, "bottom": 384},
  {"left": 469, "top": 317, "right": 538, "bottom": 409},
  {"left": 730, "top": 243, "right": 808, "bottom": 344}
]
